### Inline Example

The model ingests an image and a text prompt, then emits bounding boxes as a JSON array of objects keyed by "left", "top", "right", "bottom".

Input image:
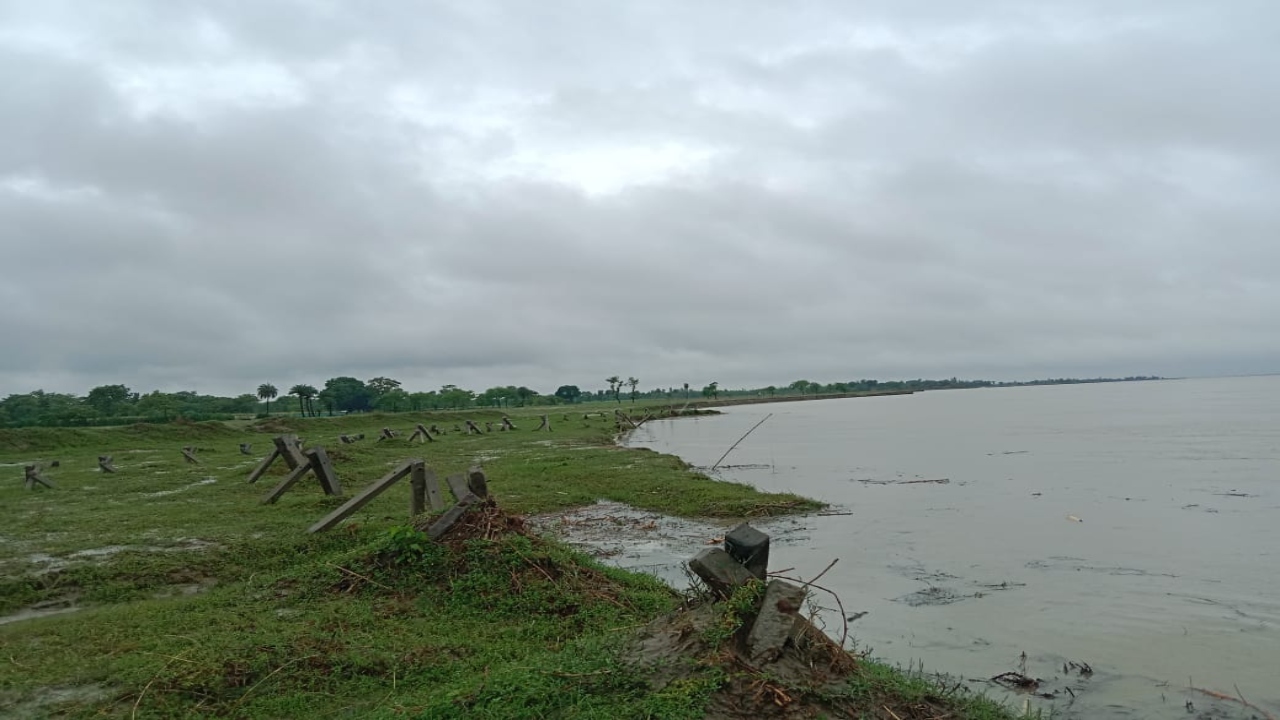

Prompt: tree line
[{"left": 0, "top": 374, "right": 1161, "bottom": 428}]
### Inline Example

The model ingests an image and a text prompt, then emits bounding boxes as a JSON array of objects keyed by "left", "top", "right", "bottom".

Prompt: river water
[{"left": 623, "top": 377, "right": 1280, "bottom": 718}]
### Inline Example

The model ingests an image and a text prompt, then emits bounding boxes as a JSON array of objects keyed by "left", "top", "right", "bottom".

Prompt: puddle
[
  {"left": 529, "top": 500, "right": 807, "bottom": 588},
  {"left": 530, "top": 501, "right": 728, "bottom": 587},
  {"left": 141, "top": 477, "right": 217, "bottom": 497},
  {"left": 2, "top": 684, "right": 111, "bottom": 717},
  {"left": 21, "top": 538, "right": 217, "bottom": 571},
  {"left": 153, "top": 578, "right": 218, "bottom": 599},
  {"left": 0, "top": 596, "right": 81, "bottom": 626}
]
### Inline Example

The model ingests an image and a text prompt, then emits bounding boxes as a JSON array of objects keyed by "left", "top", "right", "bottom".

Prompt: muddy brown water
[{"left": 608, "top": 377, "right": 1280, "bottom": 719}]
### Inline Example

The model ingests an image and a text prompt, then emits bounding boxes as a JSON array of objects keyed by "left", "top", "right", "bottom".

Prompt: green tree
[
  {"left": 683, "top": 382, "right": 690, "bottom": 400},
  {"left": 138, "top": 391, "right": 181, "bottom": 421},
  {"left": 288, "top": 384, "right": 318, "bottom": 417},
  {"left": 626, "top": 377, "right": 640, "bottom": 403},
  {"left": 375, "top": 388, "right": 410, "bottom": 412},
  {"left": 85, "top": 384, "right": 133, "bottom": 416},
  {"left": 701, "top": 381, "right": 719, "bottom": 400},
  {"left": 228, "top": 394, "right": 261, "bottom": 414},
  {"left": 554, "top": 385, "right": 582, "bottom": 404},
  {"left": 515, "top": 386, "right": 535, "bottom": 406},
  {"left": 408, "top": 391, "right": 437, "bottom": 411},
  {"left": 322, "top": 377, "right": 373, "bottom": 412},
  {"left": 438, "top": 384, "right": 475, "bottom": 409},
  {"left": 478, "top": 386, "right": 517, "bottom": 407},
  {"left": 256, "top": 383, "right": 278, "bottom": 415},
  {"left": 606, "top": 376, "right": 622, "bottom": 403},
  {"left": 367, "top": 377, "right": 402, "bottom": 399},
  {"left": 788, "top": 380, "right": 813, "bottom": 395}
]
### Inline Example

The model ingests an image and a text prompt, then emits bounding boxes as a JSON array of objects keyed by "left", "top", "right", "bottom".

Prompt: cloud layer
[{"left": 3, "top": 1, "right": 1278, "bottom": 395}]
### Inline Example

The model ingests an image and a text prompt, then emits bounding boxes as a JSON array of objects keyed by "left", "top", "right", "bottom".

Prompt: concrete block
[
  {"left": 689, "top": 548, "right": 756, "bottom": 599},
  {"left": 724, "top": 522, "right": 770, "bottom": 579},
  {"left": 746, "top": 579, "right": 807, "bottom": 661}
]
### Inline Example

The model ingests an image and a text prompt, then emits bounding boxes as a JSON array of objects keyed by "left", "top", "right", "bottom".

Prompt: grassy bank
[{"left": 0, "top": 406, "right": 1022, "bottom": 718}]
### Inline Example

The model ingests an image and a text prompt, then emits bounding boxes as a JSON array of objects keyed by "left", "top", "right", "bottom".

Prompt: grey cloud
[{"left": 2, "top": 1, "right": 1278, "bottom": 397}]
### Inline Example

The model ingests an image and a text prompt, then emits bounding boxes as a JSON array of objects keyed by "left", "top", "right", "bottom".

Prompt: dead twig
[
  {"left": 548, "top": 669, "right": 614, "bottom": 678},
  {"left": 133, "top": 647, "right": 196, "bottom": 719},
  {"left": 229, "top": 655, "right": 318, "bottom": 711},
  {"left": 770, "top": 571, "right": 850, "bottom": 648},
  {"left": 1189, "top": 685, "right": 1275, "bottom": 720},
  {"left": 711, "top": 413, "right": 773, "bottom": 471},
  {"left": 325, "top": 563, "right": 393, "bottom": 592}
]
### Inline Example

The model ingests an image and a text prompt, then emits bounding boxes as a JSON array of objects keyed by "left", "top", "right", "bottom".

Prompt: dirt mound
[
  {"left": 120, "top": 420, "right": 237, "bottom": 442},
  {"left": 251, "top": 418, "right": 298, "bottom": 434},
  {"left": 624, "top": 591, "right": 979, "bottom": 720},
  {"left": 0, "top": 427, "right": 88, "bottom": 453},
  {"left": 411, "top": 498, "right": 529, "bottom": 547}
]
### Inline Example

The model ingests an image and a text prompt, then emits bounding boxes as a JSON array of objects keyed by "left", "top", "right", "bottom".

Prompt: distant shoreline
[
  {"left": 676, "top": 376, "right": 1169, "bottom": 411},
  {"left": 685, "top": 389, "right": 915, "bottom": 409}
]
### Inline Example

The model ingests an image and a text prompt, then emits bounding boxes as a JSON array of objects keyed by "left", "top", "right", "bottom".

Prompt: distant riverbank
[{"left": 682, "top": 389, "right": 914, "bottom": 410}]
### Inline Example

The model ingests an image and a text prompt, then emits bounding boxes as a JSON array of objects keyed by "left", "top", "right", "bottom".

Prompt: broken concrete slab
[
  {"left": 746, "top": 579, "right": 808, "bottom": 662},
  {"left": 272, "top": 435, "right": 306, "bottom": 471},
  {"left": 308, "top": 459, "right": 419, "bottom": 533},
  {"left": 689, "top": 547, "right": 757, "bottom": 599},
  {"left": 466, "top": 466, "right": 488, "bottom": 498},
  {"left": 426, "top": 493, "right": 480, "bottom": 540}
]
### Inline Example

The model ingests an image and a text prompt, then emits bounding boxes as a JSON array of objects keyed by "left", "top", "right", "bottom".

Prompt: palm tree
[
  {"left": 627, "top": 377, "right": 640, "bottom": 403},
  {"left": 288, "top": 384, "right": 318, "bottom": 417},
  {"left": 606, "top": 376, "right": 622, "bottom": 403},
  {"left": 256, "top": 383, "right": 278, "bottom": 415}
]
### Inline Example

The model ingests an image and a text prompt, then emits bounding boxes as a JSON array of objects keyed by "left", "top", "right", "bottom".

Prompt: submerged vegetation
[{"left": 0, "top": 405, "right": 1026, "bottom": 718}]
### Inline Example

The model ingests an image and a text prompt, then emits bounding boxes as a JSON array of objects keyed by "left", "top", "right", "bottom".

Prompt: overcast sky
[{"left": 3, "top": 1, "right": 1278, "bottom": 397}]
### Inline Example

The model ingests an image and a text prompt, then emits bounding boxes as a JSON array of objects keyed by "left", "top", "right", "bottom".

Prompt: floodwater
[{"left": 622, "top": 377, "right": 1280, "bottom": 718}]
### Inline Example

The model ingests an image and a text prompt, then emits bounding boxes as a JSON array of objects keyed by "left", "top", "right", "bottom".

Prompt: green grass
[{"left": 0, "top": 406, "right": 1023, "bottom": 719}]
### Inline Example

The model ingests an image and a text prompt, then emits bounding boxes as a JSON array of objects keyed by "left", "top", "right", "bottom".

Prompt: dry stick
[
  {"left": 228, "top": 655, "right": 317, "bottom": 712},
  {"left": 325, "top": 562, "right": 393, "bottom": 592},
  {"left": 884, "top": 707, "right": 904, "bottom": 720},
  {"left": 770, "top": 571, "right": 850, "bottom": 649},
  {"left": 133, "top": 647, "right": 196, "bottom": 719},
  {"left": 711, "top": 413, "right": 773, "bottom": 471},
  {"left": 1189, "top": 686, "right": 1275, "bottom": 720}
]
